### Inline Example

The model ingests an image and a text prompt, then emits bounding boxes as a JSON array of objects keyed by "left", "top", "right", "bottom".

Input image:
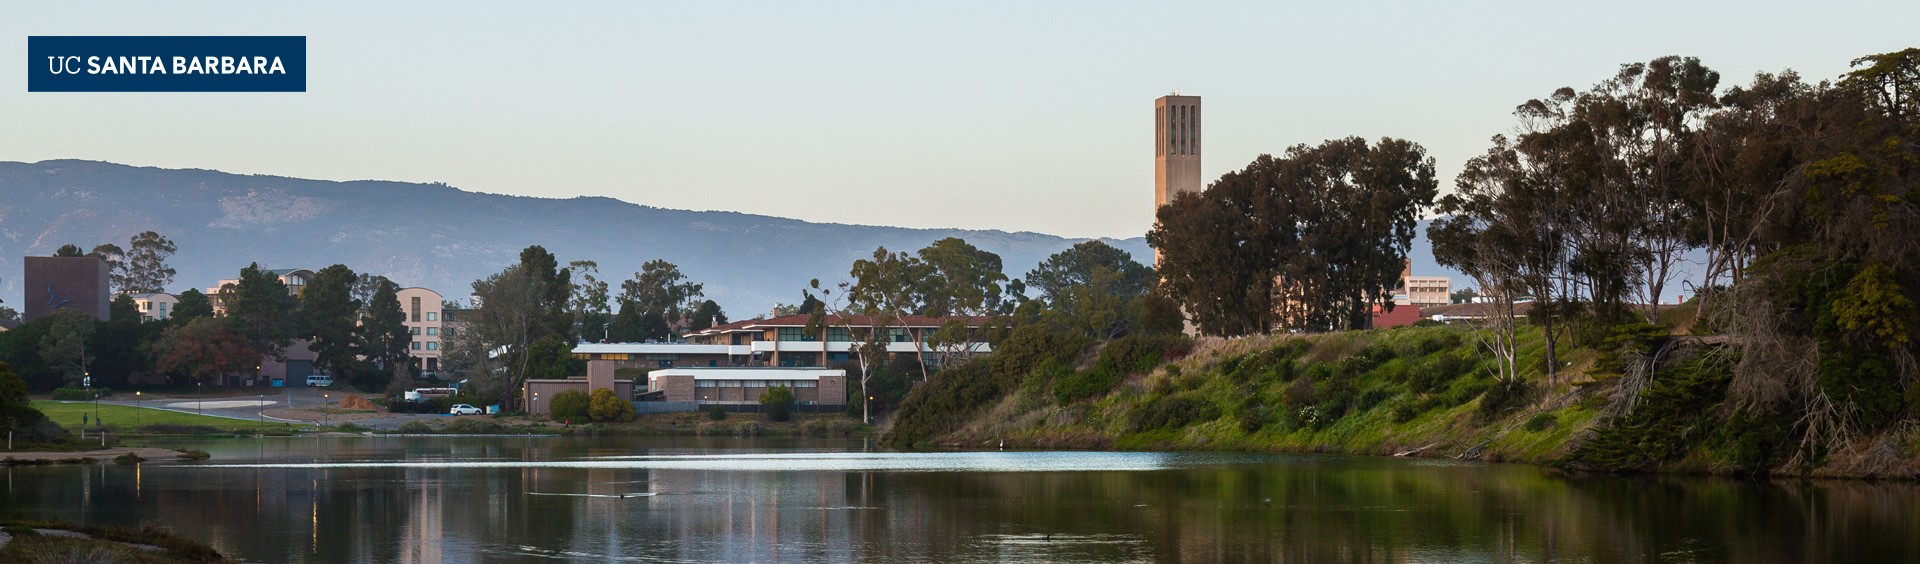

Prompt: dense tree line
[
  {"left": 1432, "top": 49, "right": 1920, "bottom": 461},
  {"left": 0, "top": 232, "right": 425, "bottom": 393},
  {"left": 1150, "top": 137, "right": 1439, "bottom": 335}
]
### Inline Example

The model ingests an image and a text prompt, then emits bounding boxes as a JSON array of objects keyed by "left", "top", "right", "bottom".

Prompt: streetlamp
[
  {"left": 323, "top": 393, "right": 330, "bottom": 427},
  {"left": 532, "top": 392, "right": 540, "bottom": 420},
  {"left": 258, "top": 394, "right": 265, "bottom": 427},
  {"left": 87, "top": 370, "right": 97, "bottom": 428},
  {"left": 197, "top": 382, "right": 204, "bottom": 415},
  {"left": 135, "top": 391, "right": 142, "bottom": 428}
]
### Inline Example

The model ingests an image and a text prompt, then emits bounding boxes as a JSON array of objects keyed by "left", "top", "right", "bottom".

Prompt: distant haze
[{"left": 2, "top": 2, "right": 1914, "bottom": 239}]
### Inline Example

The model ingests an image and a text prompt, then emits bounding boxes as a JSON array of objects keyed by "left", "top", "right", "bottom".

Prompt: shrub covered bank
[{"left": 883, "top": 325, "right": 1920, "bottom": 479}]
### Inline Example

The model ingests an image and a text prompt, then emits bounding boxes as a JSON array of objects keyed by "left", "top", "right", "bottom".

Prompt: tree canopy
[{"left": 1150, "top": 137, "right": 1439, "bottom": 336}]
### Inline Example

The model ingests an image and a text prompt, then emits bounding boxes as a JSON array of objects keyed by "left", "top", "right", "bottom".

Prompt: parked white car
[
  {"left": 448, "top": 404, "right": 482, "bottom": 416},
  {"left": 306, "top": 374, "right": 334, "bottom": 387}
]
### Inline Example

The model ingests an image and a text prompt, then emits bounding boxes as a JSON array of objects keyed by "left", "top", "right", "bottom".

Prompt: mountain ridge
[{"left": 0, "top": 160, "right": 1180, "bottom": 315}]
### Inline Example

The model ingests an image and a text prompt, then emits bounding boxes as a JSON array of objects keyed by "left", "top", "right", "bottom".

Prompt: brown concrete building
[
  {"left": 22, "top": 255, "right": 110, "bottom": 322},
  {"left": 645, "top": 367, "right": 846, "bottom": 406},
  {"left": 523, "top": 360, "right": 636, "bottom": 417}
]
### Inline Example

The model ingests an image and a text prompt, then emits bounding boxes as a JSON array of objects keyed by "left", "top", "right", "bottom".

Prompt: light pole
[
  {"left": 323, "top": 393, "right": 330, "bottom": 428},
  {"left": 532, "top": 392, "right": 540, "bottom": 420},
  {"left": 135, "top": 391, "right": 142, "bottom": 428},
  {"left": 87, "top": 370, "right": 97, "bottom": 428},
  {"left": 197, "top": 382, "right": 204, "bottom": 416},
  {"left": 258, "top": 394, "right": 265, "bottom": 427}
]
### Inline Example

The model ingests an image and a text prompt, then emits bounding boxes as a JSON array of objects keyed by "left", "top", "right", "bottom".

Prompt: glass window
[
  {"left": 889, "top": 328, "right": 911, "bottom": 342},
  {"left": 411, "top": 297, "right": 422, "bottom": 323},
  {"left": 777, "top": 327, "right": 816, "bottom": 342},
  {"left": 426, "top": 342, "right": 437, "bottom": 350},
  {"left": 792, "top": 380, "right": 817, "bottom": 388},
  {"left": 410, "top": 342, "right": 421, "bottom": 350},
  {"left": 826, "top": 327, "right": 851, "bottom": 341},
  {"left": 696, "top": 380, "right": 718, "bottom": 388},
  {"left": 410, "top": 327, "right": 421, "bottom": 335},
  {"left": 426, "top": 328, "right": 438, "bottom": 336},
  {"left": 426, "top": 312, "right": 438, "bottom": 321}
]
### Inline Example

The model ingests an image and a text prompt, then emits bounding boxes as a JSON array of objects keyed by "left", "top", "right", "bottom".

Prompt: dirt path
[{"left": 263, "top": 407, "right": 387, "bottom": 422}]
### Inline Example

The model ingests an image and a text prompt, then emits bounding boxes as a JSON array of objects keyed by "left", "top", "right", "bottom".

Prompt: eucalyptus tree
[
  {"left": 89, "top": 243, "right": 127, "bottom": 293},
  {"left": 1150, "top": 138, "right": 1437, "bottom": 335},
  {"left": 1431, "top": 134, "right": 1573, "bottom": 383},
  {"left": 915, "top": 237, "right": 1014, "bottom": 366},
  {"left": 1026, "top": 240, "right": 1155, "bottom": 339},
  {"left": 122, "top": 231, "right": 178, "bottom": 294},
  {"left": 619, "top": 259, "right": 703, "bottom": 341},
  {"left": 568, "top": 260, "right": 613, "bottom": 342},
  {"left": 1149, "top": 155, "right": 1289, "bottom": 336}
]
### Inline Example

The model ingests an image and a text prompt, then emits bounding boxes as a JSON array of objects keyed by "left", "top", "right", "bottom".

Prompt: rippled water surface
[{"left": 2, "top": 436, "right": 1915, "bottom": 562}]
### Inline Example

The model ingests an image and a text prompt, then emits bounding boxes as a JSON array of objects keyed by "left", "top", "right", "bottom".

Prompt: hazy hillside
[{"left": 0, "top": 160, "right": 1468, "bottom": 315}]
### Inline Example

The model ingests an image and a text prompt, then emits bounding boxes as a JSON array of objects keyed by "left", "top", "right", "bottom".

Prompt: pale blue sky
[{"left": 4, "top": 1, "right": 1914, "bottom": 239}]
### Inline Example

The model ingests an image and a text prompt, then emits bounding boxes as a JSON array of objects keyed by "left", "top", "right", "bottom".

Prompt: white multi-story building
[{"left": 128, "top": 292, "right": 178, "bottom": 322}]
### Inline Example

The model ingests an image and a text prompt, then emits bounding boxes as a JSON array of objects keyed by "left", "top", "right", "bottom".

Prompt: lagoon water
[{"left": 1, "top": 436, "right": 1915, "bottom": 562}]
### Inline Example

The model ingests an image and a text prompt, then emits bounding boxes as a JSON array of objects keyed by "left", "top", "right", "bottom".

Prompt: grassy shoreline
[
  {"left": 886, "top": 325, "right": 1920, "bottom": 480},
  {"left": 29, "top": 400, "right": 314, "bottom": 436}
]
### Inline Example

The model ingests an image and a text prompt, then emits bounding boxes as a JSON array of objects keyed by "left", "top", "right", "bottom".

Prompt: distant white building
[
  {"left": 207, "top": 267, "right": 313, "bottom": 314},
  {"left": 1390, "top": 262, "right": 1451, "bottom": 308},
  {"left": 129, "top": 292, "right": 178, "bottom": 322}
]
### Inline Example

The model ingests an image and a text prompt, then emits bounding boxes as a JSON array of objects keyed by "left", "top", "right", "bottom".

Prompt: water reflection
[{"left": 0, "top": 436, "right": 1914, "bottom": 563}]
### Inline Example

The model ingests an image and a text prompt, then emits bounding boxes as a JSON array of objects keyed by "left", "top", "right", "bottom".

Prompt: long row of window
[
  {"left": 774, "top": 327, "right": 913, "bottom": 342},
  {"left": 692, "top": 380, "right": 819, "bottom": 388}
]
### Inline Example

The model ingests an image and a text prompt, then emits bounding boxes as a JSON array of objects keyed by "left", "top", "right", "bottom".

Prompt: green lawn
[{"left": 31, "top": 401, "right": 314, "bottom": 433}]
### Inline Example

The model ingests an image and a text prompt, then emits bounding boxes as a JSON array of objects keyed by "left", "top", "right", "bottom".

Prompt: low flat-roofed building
[
  {"left": 646, "top": 367, "right": 846, "bottom": 406},
  {"left": 575, "top": 314, "right": 994, "bottom": 369},
  {"left": 524, "top": 360, "right": 636, "bottom": 417}
]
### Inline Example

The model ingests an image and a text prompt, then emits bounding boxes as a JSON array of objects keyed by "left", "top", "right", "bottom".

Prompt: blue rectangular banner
[{"left": 28, "top": 36, "right": 306, "bottom": 92}]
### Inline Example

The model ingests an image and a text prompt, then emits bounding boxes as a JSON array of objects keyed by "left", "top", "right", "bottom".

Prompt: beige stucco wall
[{"left": 397, "top": 287, "right": 445, "bottom": 373}]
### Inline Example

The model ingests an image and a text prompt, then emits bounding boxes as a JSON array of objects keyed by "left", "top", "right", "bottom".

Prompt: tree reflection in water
[{"left": 0, "top": 436, "right": 1912, "bottom": 563}]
